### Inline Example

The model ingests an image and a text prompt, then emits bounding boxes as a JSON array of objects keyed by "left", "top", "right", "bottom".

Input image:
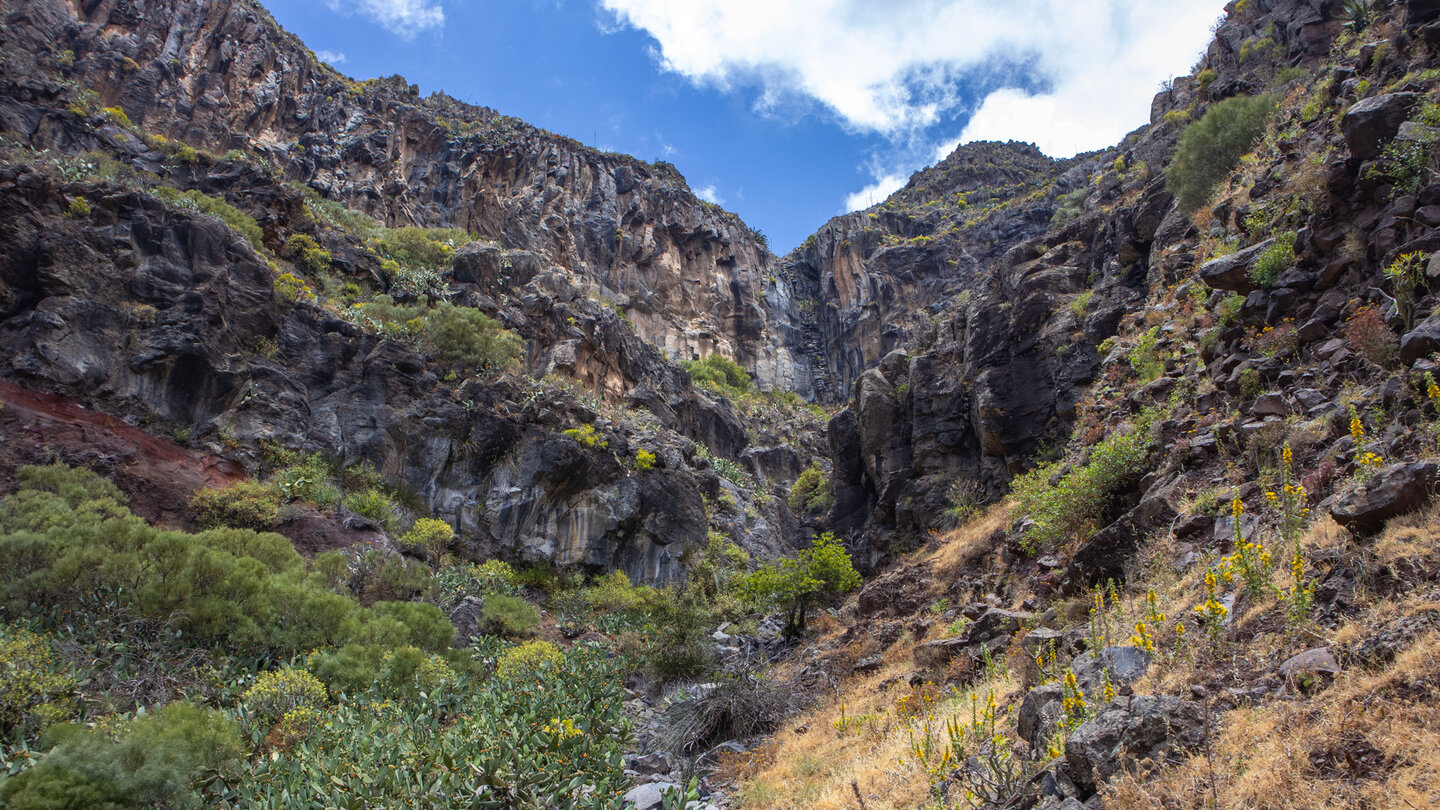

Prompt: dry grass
[
  {"left": 929, "top": 502, "right": 1011, "bottom": 589},
  {"left": 731, "top": 509, "right": 1021, "bottom": 810},
  {"left": 730, "top": 658, "right": 1021, "bottom": 810},
  {"left": 1106, "top": 626, "right": 1440, "bottom": 810}
]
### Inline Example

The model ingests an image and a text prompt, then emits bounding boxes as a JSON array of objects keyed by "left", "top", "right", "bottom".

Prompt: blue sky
[{"left": 265, "top": 1, "right": 1227, "bottom": 253}]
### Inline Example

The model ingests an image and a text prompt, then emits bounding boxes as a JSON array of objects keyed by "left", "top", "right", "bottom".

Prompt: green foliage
[
  {"left": 419, "top": 302, "right": 523, "bottom": 373},
  {"left": 1070, "top": 289, "right": 1095, "bottom": 318},
  {"left": 241, "top": 667, "right": 328, "bottom": 724},
  {"left": 343, "top": 488, "right": 398, "bottom": 532},
  {"left": 1011, "top": 417, "right": 1155, "bottom": 553},
  {"left": 272, "top": 272, "right": 314, "bottom": 305},
  {"left": 495, "top": 639, "right": 563, "bottom": 679},
  {"left": 366, "top": 226, "right": 470, "bottom": 269},
  {"left": 0, "top": 465, "right": 450, "bottom": 658},
  {"left": 737, "top": 532, "right": 860, "bottom": 635},
  {"left": 563, "top": 423, "right": 609, "bottom": 449},
  {"left": 1216, "top": 292, "right": 1247, "bottom": 328},
  {"left": 634, "top": 448, "right": 656, "bottom": 471},
  {"left": 1167, "top": 94, "right": 1276, "bottom": 213},
  {"left": 1129, "top": 327, "right": 1168, "bottom": 382},
  {"left": 153, "top": 187, "right": 265, "bottom": 252},
  {"left": 0, "top": 626, "right": 76, "bottom": 737},
  {"left": 681, "top": 354, "right": 752, "bottom": 400},
  {"left": 1342, "top": 0, "right": 1376, "bottom": 33},
  {"left": 787, "top": 464, "right": 834, "bottom": 516},
  {"left": 266, "top": 453, "right": 341, "bottom": 508},
  {"left": 282, "top": 234, "right": 331, "bottom": 274},
  {"left": 64, "top": 198, "right": 90, "bottom": 218},
  {"left": 478, "top": 594, "right": 541, "bottom": 638},
  {"left": 0, "top": 703, "right": 244, "bottom": 810},
  {"left": 1248, "top": 231, "right": 1296, "bottom": 288},
  {"left": 100, "top": 106, "right": 131, "bottom": 127},
  {"left": 397, "top": 517, "right": 454, "bottom": 559},
  {"left": 1197, "top": 67, "right": 1217, "bottom": 91},
  {"left": 189, "top": 481, "right": 283, "bottom": 530},
  {"left": 1384, "top": 251, "right": 1429, "bottom": 331}
]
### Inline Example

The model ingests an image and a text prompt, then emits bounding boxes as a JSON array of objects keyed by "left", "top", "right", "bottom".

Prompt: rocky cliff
[{"left": 0, "top": 0, "right": 812, "bottom": 391}]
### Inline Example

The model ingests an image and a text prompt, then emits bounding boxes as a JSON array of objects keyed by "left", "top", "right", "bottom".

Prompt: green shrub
[
  {"left": 681, "top": 354, "right": 752, "bottom": 400},
  {"left": 634, "top": 448, "right": 656, "bottom": 471},
  {"left": 154, "top": 187, "right": 265, "bottom": 252},
  {"left": 189, "top": 481, "right": 283, "bottom": 529},
  {"left": 367, "top": 226, "right": 470, "bottom": 268},
  {"left": 1167, "top": 94, "right": 1276, "bottom": 213},
  {"left": 241, "top": 667, "right": 328, "bottom": 724},
  {"left": 563, "top": 423, "right": 609, "bottom": 449},
  {"left": 495, "top": 639, "right": 563, "bottom": 678},
  {"left": 266, "top": 453, "right": 340, "bottom": 507},
  {"left": 65, "top": 197, "right": 91, "bottom": 218},
  {"left": 273, "top": 272, "right": 315, "bottom": 304},
  {"left": 1129, "top": 327, "right": 1168, "bottom": 382},
  {"left": 479, "top": 594, "right": 540, "bottom": 638},
  {"left": 283, "top": 233, "right": 331, "bottom": 274},
  {"left": 421, "top": 302, "right": 523, "bottom": 373},
  {"left": 0, "top": 702, "right": 244, "bottom": 810},
  {"left": 344, "top": 488, "right": 398, "bottom": 531},
  {"left": 737, "top": 532, "right": 861, "bottom": 635},
  {"left": 787, "top": 464, "right": 834, "bottom": 515},
  {"left": 1070, "top": 289, "right": 1095, "bottom": 317},
  {"left": 0, "top": 626, "right": 76, "bottom": 736},
  {"left": 397, "top": 517, "right": 454, "bottom": 560},
  {"left": 1248, "top": 231, "right": 1296, "bottom": 287},
  {"left": 0, "top": 465, "right": 436, "bottom": 657},
  {"left": 370, "top": 600, "right": 453, "bottom": 651},
  {"left": 1011, "top": 418, "right": 1153, "bottom": 553}
]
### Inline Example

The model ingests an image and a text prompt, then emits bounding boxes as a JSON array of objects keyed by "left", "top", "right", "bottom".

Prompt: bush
[
  {"left": 0, "top": 702, "right": 244, "bottom": 810},
  {"left": 273, "top": 272, "right": 315, "bottom": 305},
  {"left": 563, "top": 423, "right": 609, "bottom": 449},
  {"left": 1167, "top": 94, "right": 1276, "bottom": 213},
  {"left": 737, "top": 532, "right": 861, "bottom": 635},
  {"left": 421, "top": 302, "right": 524, "bottom": 373},
  {"left": 397, "top": 517, "right": 454, "bottom": 560},
  {"left": 154, "top": 187, "right": 265, "bottom": 252},
  {"left": 660, "top": 672, "right": 791, "bottom": 754},
  {"left": 343, "top": 488, "right": 398, "bottom": 531},
  {"left": 266, "top": 454, "right": 342, "bottom": 508},
  {"left": 480, "top": 594, "right": 541, "bottom": 638},
  {"left": 787, "top": 464, "right": 834, "bottom": 516},
  {"left": 0, "top": 465, "right": 438, "bottom": 657},
  {"left": 1344, "top": 304, "right": 1399, "bottom": 367},
  {"left": 682, "top": 354, "right": 752, "bottom": 400},
  {"left": 0, "top": 626, "right": 76, "bottom": 736},
  {"left": 367, "top": 226, "right": 470, "bottom": 268},
  {"left": 283, "top": 234, "right": 331, "bottom": 274},
  {"left": 189, "top": 481, "right": 283, "bottom": 529},
  {"left": 241, "top": 667, "right": 328, "bottom": 724},
  {"left": 370, "top": 600, "right": 453, "bottom": 651},
  {"left": 1010, "top": 416, "right": 1155, "bottom": 553},
  {"left": 634, "top": 448, "right": 656, "bottom": 471},
  {"left": 1249, "top": 231, "right": 1296, "bottom": 287},
  {"left": 495, "top": 640, "right": 563, "bottom": 679}
]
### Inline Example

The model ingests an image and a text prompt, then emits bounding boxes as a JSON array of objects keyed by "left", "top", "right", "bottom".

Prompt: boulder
[
  {"left": 1067, "top": 488, "right": 1177, "bottom": 587},
  {"left": 1342, "top": 93, "right": 1419, "bottom": 162},
  {"left": 1278, "top": 647, "right": 1341, "bottom": 684},
  {"left": 622, "top": 782, "right": 680, "bottom": 810},
  {"left": 1064, "top": 695, "right": 1207, "bottom": 790},
  {"left": 449, "top": 596, "right": 486, "bottom": 647},
  {"left": 1400, "top": 312, "right": 1440, "bottom": 363},
  {"left": 1018, "top": 683, "right": 1066, "bottom": 747},
  {"left": 1330, "top": 461, "right": 1439, "bottom": 535},
  {"left": 1409, "top": 0, "right": 1440, "bottom": 25},
  {"left": 1199, "top": 238, "right": 1276, "bottom": 293}
]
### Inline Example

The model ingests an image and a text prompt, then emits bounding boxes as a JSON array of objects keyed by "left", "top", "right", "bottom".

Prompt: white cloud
[
  {"left": 323, "top": 0, "right": 445, "bottom": 38},
  {"left": 844, "top": 172, "right": 907, "bottom": 212},
  {"left": 696, "top": 184, "right": 724, "bottom": 204},
  {"left": 597, "top": 0, "right": 1229, "bottom": 209},
  {"left": 316, "top": 49, "right": 347, "bottom": 65}
]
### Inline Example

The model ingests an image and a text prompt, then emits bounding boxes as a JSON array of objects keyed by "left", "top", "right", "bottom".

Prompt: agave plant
[{"left": 1341, "top": 0, "right": 1377, "bottom": 34}]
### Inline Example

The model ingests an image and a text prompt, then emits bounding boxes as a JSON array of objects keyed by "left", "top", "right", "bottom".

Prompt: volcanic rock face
[{"left": 0, "top": 0, "right": 807, "bottom": 390}]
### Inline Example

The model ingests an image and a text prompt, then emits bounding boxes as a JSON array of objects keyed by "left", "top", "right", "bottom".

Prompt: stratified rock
[
  {"left": 1018, "top": 683, "right": 1065, "bottom": 747},
  {"left": 1330, "top": 461, "right": 1439, "bottom": 535},
  {"left": 1342, "top": 93, "right": 1419, "bottom": 161}
]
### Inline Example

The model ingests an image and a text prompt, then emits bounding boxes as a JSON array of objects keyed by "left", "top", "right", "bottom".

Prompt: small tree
[
  {"left": 738, "top": 532, "right": 861, "bottom": 636},
  {"left": 1167, "top": 93, "right": 1276, "bottom": 214}
]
